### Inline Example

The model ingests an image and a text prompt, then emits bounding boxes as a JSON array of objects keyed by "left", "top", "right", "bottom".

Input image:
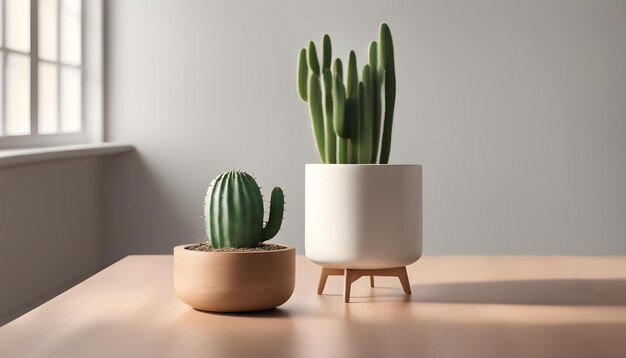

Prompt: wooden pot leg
[
  {"left": 397, "top": 266, "right": 412, "bottom": 294},
  {"left": 317, "top": 266, "right": 412, "bottom": 303},
  {"left": 343, "top": 270, "right": 361, "bottom": 303},
  {"left": 317, "top": 268, "right": 343, "bottom": 294}
]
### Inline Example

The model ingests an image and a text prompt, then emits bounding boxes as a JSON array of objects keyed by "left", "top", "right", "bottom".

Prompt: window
[{"left": 0, "top": 0, "right": 101, "bottom": 149}]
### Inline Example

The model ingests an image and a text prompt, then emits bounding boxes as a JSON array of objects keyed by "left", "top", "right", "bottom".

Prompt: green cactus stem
[
  {"left": 346, "top": 51, "right": 359, "bottom": 98},
  {"left": 261, "top": 187, "right": 285, "bottom": 241},
  {"left": 296, "top": 24, "right": 397, "bottom": 164},
  {"left": 332, "top": 58, "right": 346, "bottom": 163},
  {"left": 360, "top": 66, "right": 374, "bottom": 163},
  {"left": 204, "top": 171, "right": 284, "bottom": 248},
  {"left": 344, "top": 96, "right": 359, "bottom": 164},
  {"left": 332, "top": 74, "right": 348, "bottom": 137},
  {"left": 378, "top": 23, "right": 396, "bottom": 164},
  {"left": 297, "top": 48, "right": 309, "bottom": 101},
  {"left": 351, "top": 87, "right": 362, "bottom": 164},
  {"left": 322, "top": 34, "right": 332, "bottom": 71},
  {"left": 357, "top": 80, "right": 373, "bottom": 163},
  {"left": 308, "top": 41, "right": 320, "bottom": 75},
  {"left": 332, "top": 74, "right": 349, "bottom": 163},
  {"left": 308, "top": 74, "right": 326, "bottom": 161},
  {"left": 369, "top": 41, "right": 382, "bottom": 162},
  {"left": 346, "top": 51, "right": 359, "bottom": 163},
  {"left": 333, "top": 58, "right": 343, "bottom": 80},
  {"left": 322, "top": 69, "right": 336, "bottom": 163}
]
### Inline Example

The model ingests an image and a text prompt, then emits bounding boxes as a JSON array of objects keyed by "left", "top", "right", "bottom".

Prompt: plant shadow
[{"left": 408, "top": 278, "right": 626, "bottom": 306}]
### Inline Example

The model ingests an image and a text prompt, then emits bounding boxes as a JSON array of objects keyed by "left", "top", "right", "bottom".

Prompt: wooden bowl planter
[{"left": 173, "top": 244, "right": 296, "bottom": 312}]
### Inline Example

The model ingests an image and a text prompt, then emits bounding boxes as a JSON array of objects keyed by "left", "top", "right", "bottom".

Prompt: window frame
[{"left": 0, "top": 0, "right": 102, "bottom": 150}]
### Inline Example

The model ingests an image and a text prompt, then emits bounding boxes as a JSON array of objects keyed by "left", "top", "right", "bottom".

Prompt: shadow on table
[
  {"left": 194, "top": 307, "right": 291, "bottom": 319},
  {"left": 172, "top": 307, "right": 297, "bottom": 357},
  {"left": 409, "top": 278, "right": 626, "bottom": 306}
]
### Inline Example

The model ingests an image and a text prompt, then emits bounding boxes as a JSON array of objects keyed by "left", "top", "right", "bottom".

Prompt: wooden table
[{"left": 2, "top": 256, "right": 626, "bottom": 358}]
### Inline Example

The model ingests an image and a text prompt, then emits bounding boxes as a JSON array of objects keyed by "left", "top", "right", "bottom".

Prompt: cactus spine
[
  {"left": 204, "top": 171, "right": 284, "bottom": 248},
  {"left": 297, "top": 23, "right": 396, "bottom": 164}
]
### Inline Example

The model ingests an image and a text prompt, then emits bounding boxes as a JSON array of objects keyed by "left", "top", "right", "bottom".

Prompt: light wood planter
[{"left": 173, "top": 244, "right": 295, "bottom": 312}]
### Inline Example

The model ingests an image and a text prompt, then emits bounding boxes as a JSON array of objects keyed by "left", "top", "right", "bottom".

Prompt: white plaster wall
[
  {"left": 0, "top": 158, "right": 103, "bottom": 325},
  {"left": 103, "top": 0, "right": 626, "bottom": 259}
]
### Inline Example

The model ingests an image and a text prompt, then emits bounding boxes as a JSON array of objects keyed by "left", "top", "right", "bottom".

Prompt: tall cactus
[
  {"left": 322, "top": 69, "right": 337, "bottom": 163},
  {"left": 204, "top": 171, "right": 285, "bottom": 248},
  {"left": 307, "top": 41, "right": 320, "bottom": 75},
  {"left": 307, "top": 73, "right": 325, "bottom": 161},
  {"left": 332, "top": 74, "right": 349, "bottom": 163},
  {"left": 346, "top": 51, "right": 359, "bottom": 98},
  {"left": 332, "top": 58, "right": 343, "bottom": 79},
  {"left": 369, "top": 41, "right": 382, "bottom": 163},
  {"left": 297, "top": 48, "right": 308, "bottom": 101},
  {"left": 322, "top": 34, "right": 332, "bottom": 71},
  {"left": 347, "top": 51, "right": 359, "bottom": 163},
  {"left": 296, "top": 23, "right": 397, "bottom": 164},
  {"left": 360, "top": 65, "right": 374, "bottom": 164},
  {"left": 378, "top": 23, "right": 396, "bottom": 164}
]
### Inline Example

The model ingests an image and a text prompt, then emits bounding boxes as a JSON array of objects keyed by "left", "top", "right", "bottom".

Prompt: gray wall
[
  {"left": 0, "top": 158, "right": 104, "bottom": 325},
  {"left": 104, "top": 0, "right": 626, "bottom": 260}
]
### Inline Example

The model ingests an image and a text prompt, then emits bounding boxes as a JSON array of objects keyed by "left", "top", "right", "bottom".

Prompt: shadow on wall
[
  {"left": 0, "top": 158, "right": 104, "bottom": 325},
  {"left": 101, "top": 150, "right": 191, "bottom": 265},
  {"left": 409, "top": 279, "right": 626, "bottom": 306}
]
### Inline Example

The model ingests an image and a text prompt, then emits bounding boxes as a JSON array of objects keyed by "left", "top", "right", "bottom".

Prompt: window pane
[
  {"left": 60, "top": 66, "right": 80, "bottom": 132},
  {"left": 6, "top": 53, "right": 31, "bottom": 135},
  {"left": 39, "top": 0, "right": 58, "bottom": 61},
  {"left": 6, "top": 0, "right": 30, "bottom": 52},
  {"left": 39, "top": 62, "right": 58, "bottom": 134},
  {"left": 60, "top": 0, "right": 81, "bottom": 65}
]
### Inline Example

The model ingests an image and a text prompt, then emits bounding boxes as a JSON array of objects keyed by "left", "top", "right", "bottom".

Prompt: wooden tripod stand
[{"left": 317, "top": 267, "right": 412, "bottom": 303}]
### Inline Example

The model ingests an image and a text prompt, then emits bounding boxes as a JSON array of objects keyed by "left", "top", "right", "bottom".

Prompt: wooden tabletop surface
[{"left": 2, "top": 255, "right": 626, "bottom": 358}]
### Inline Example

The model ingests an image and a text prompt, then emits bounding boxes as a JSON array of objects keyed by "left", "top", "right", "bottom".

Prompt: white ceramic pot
[{"left": 305, "top": 164, "right": 422, "bottom": 269}]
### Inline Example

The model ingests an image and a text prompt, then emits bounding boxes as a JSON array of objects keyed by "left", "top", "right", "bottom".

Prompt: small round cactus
[{"left": 204, "top": 170, "right": 285, "bottom": 248}]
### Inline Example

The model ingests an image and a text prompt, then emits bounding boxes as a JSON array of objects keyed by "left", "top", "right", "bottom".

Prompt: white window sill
[{"left": 0, "top": 143, "right": 134, "bottom": 169}]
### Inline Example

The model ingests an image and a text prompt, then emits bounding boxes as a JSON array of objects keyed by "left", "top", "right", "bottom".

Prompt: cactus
[
  {"left": 332, "top": 74, "right": 349, "bottom": 163},
  {"left": 346, "top": 51, "right": 359, "bottom": 98},
  {"left": 204, "top": 171, "right": 284, "bottom": 248},
  {"left": 322, "top": 69, "right": 337, "bottom": 163},
  {"left": 308, "top": 73, "right": 325, "bottom": 161},
  {"left": 297, "top": 48, "right": 308, "bottom": 101},
  {"left": 307, "top": 41, "right": 320, "bottom": 76},
  {"left": 360, "top": 66, "right": 374, "bottom": 164},
  {"left": 369, "top": 41, "right": 383, "bottom": 163},
  {"left": 322, "top": 34, "right": 332, "bottom": 71},
  {"left": 378, "top": 23, "right": 396, "bottom": 164},
  {"left": 296, "top": 23, "right": 397, "bottom": 164},
  {"left": 332, "top": 58, "right": 343, "bottom": 79}
]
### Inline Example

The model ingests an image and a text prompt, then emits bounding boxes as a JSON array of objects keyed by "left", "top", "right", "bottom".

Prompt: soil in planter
[{"left": 185, "top": 242, "right": 286, "bottom": 252}]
